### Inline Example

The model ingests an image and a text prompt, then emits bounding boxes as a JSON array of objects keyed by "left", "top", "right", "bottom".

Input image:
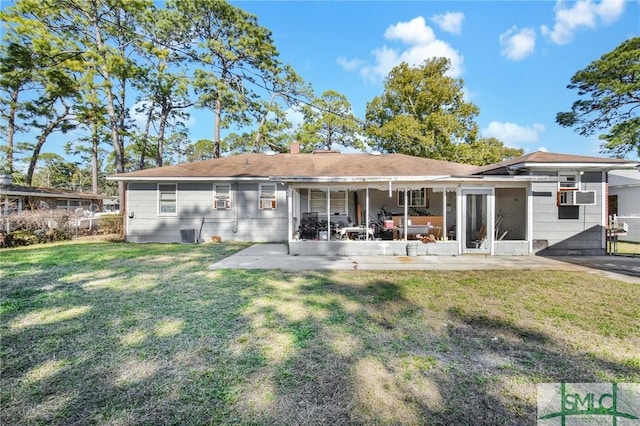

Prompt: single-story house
[
  {"left": 0, "top": 174, "right": 108, "bottom": 216},
  {"left": 109, "top": 146, "right": 638, "bottom": 256}
]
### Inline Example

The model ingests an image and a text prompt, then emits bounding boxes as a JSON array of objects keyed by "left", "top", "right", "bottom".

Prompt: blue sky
[
  {"left": 211, "top": 0, "right": 637, "bottom": 158},
  {"left": 4, "top": 0, "right": 638, "bottom": 166}
]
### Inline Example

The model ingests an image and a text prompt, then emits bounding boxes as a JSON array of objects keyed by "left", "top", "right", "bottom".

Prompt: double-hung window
[
  {"left": 398, "top": 188, "right": 426, "bottom": 207},
  {"left": 259, "top": 183, "right": 277, "bottom": 210},
  {"left": 158, "top": 184, "right": 177, "bottom": 215},
  {"left": 308, "top": 189, "right": 347, "bottom": 215},
  {"left": 214, "top": 184, "right": 231, "bottom": 210}
]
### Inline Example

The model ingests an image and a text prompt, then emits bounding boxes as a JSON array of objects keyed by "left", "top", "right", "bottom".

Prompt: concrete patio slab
[{"left": 209, "top": 244, "right": 640, "bottom": 283}]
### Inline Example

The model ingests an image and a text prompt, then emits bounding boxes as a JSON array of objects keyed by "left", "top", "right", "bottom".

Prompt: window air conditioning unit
[
  {"left": 558, "top": 173, "right": 579, "bottom": 190},
  {"left": 215, "top": 199, "right": 230, "bottom": 209},
  {"left": 259, "top": 200, "right": 276, "bottom": 210},
  {"left": 558, "top": 190, "right": 596, "bottom": 206}
]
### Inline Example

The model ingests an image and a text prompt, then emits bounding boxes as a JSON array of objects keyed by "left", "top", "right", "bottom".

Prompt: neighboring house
[
  {"left": 109, "top": 146, "right": 638, "bottom": 256},
  {"left": 608, "top": 169, "right": 640, "bottom": 216},
  {"left": 0, "top": 174, "right": 107, "bottom": 216}
]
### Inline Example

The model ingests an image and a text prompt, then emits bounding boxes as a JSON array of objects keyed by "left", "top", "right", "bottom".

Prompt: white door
[{"left": 462, "top": 189, "right": 493, "bottom": 254}]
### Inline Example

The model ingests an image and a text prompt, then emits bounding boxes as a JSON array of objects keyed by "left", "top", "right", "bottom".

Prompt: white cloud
[
  {"left": 336, "top": 56, "right": 364, "bottom": 71},
  {"left": 384, "top": 16, "right": 437, "bottom": 45},
  {"left": 482, "top": 121, "right": 545, "bottom": 144},
  {"left": 540, "top": 0, "right": 626, "bottom": 45},
  {"left": 596, "top": 0, "right": 626, "bottom": 24},
  {"left": 337, "top": 16, "right": 464, "bottom": 83},
  {"left": 430, "top": 12, "right": 464, "bottom": 35},
  {"left": 499, "top": 26, "right": 536, "bottom": 61}
]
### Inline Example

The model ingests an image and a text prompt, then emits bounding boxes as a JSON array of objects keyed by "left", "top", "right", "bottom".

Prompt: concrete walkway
[{"left": 209, "top": 244, "right": 640, "bottom": 284}]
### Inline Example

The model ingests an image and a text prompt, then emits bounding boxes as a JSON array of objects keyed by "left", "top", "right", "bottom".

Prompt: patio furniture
[
  {"left": 338, "top": 226, "right": 375, "bottom": 240},
  {"left": 472, "top": 225, "right": 487, "bottom": 248}
]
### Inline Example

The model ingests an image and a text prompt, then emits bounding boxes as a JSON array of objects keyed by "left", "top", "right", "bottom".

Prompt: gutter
[
  {"left": 509, "top": 162, "right": 640, "bottom": 171},
  {"left": 269, "top": 175, "right": 453, "bottom": 183},
  {"left": 107, "top": 176, "right": 272, "bottom": 182}
]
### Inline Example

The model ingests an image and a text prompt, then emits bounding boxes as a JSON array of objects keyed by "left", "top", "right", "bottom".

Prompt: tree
[
  {"left": 186, "top": 139, "right": 217, "bottom": 162},
  {"left": 365, "top": 58, "right": 480, "bottom": 161},
  {"left": 454, "top": 137, "right": 523, "bottom": 166},
  {"left": 133, "top": 6, "right": 194, "bottom": 168},
  {"left": 297, "top": 90, "right": 363, "bottom": 152},
  {"left": 0, "top": 42, "right": 34, "bottom": 175},
  {"left": 0, "top": 7, "right": 82, "bottom": 182},
  {"left": 252, "top": 64, "right": 312, "bottom": 153},
  {"left": 73, "top": 94, "right": 111, "bottom": 193},
  {"left": 556, "top": 37, "right": 640, "bottom": 158},
  {"left": 169, "top": 0, "right": 283, "bottom": 158},
  {"left": 31, "top": 153, "right": 79, "bottom": 189},
  {"left": 52, "top": 0, "right": 149, "bottom": 203}
]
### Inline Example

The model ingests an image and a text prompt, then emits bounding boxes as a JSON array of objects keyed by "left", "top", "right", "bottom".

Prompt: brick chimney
[{"left": 290, "top": 142, "right": 300, "bottom": 154}]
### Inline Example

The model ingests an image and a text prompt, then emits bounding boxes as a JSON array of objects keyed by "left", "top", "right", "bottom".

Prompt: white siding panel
[{"left": 126, "top": 181, "right": 288, "bottom": 243}]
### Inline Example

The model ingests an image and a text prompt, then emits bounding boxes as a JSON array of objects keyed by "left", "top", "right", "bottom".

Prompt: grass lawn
[
  {"left": 615, "top": 240, "right": 640, "bottom": 256},
  {"left": 1, "top": 240, "right": 639, "bottom": 425}
]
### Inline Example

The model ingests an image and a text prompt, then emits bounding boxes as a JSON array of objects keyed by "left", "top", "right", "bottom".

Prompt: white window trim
[
  {"left": 259, "top": 183, "right": 277, "bottom": 210},
  {"left": 157, "top": 183, "right": 177, "bottom": 216},
  {"left": 398, "top": 188, "right": 427, "bottom": 208},
  {"left": 307, "top": 189, "right": 348, "bottom": 215},
  {"left": 558, "top": 172, "right": 580, "bottom": 190},
  {"left": 213, "top": 184, "right": 232, "bottom": 210}
]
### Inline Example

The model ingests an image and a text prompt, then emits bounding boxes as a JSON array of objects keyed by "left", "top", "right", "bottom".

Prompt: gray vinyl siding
[
  {"left": 126, "top": 181, "right": 288, "bottom": 243},
  {"left": 531, "top": 171, "right": 605, "bottom": 255}
]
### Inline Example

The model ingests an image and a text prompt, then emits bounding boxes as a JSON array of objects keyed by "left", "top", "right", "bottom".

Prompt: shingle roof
[
  {"left": 473, "top": 151, "right": 638, "bottom": 175},
  {"left": 110, "top": 153, "right": 480, "bottom": 180},
  {"left": 0, "top": 183, "right": 107, "bottom": 199},
  {"left": 109, "top": 151, "right": 639, "bottom": 181}
]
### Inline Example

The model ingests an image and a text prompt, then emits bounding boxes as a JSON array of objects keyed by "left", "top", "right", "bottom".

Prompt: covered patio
[{"left": 284, "top": 179, "right": 529, "bottom": 256}]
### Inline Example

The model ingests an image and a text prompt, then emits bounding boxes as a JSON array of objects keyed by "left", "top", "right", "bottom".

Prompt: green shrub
[
  {"left": 99, "top": 214, "right": 124, "bottom": 236},
  {"left": 45, "top": 228, "right": 72, "bottom": 242}
]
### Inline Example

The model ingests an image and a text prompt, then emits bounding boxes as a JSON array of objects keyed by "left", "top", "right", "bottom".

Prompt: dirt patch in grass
[{"left": 1, "top": 243, "right": 638, "bottom": 425}]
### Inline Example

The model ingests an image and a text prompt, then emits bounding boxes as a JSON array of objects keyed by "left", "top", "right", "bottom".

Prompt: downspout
[{"left": 198, "top": 217, "right": 205, "bottom": 243}]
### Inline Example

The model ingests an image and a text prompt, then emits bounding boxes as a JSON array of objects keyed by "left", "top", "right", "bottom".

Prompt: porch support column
[
  {"left": 287, "top": 187, "right": 293, "bottom": 242},
  {"left": 326, "top": 186, "right": 330, "bottom": 241},
  {"left": 365, "top": 187, "right": 370, "bottom": 241},
  {"left": 527, "top": 186, "right": 534, "bottom": 255},
  {"left": 442, "top": 188, "right": 447, "bottom": 241},
  {"left": 403, "top": 188, "right": 408, "bottom": 241}
]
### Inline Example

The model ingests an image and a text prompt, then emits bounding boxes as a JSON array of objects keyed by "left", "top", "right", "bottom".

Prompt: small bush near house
[{"left": 98, "top": 214, "right": 124, "bottom": 236}]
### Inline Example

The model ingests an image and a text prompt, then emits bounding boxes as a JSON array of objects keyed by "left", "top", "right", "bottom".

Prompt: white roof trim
[
  {"left": 108, "top": 176, "right": 272, "bottom": 182},
  {"left": 512, "top": 162, "right": 639, "bottom": 170},
  {"left": 270, "top": 175, "right": 452, "bottom": 183}
]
